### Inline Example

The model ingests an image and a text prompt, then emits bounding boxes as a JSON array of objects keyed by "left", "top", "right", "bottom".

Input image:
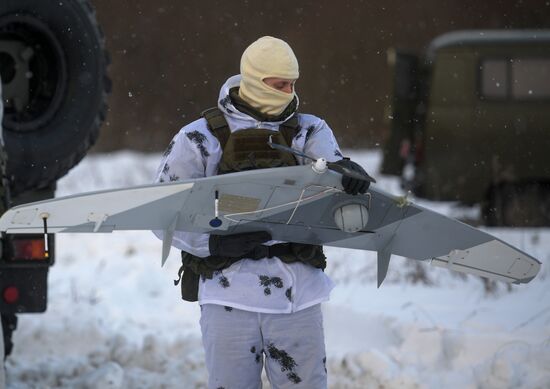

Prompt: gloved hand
[
  {"left": 209, "top": 231, "right": 272, "bottom": 258},
  {"left": 333, "top": 158, "right": 370, "bottom": 195}
]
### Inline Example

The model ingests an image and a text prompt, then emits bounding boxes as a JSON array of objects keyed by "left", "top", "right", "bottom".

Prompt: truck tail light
[
  {"left": 11, "top": 237, "right": 47, "bottom": 261},
  {"left": 3, "top": 286, "right": 20, "bottom": 304}
]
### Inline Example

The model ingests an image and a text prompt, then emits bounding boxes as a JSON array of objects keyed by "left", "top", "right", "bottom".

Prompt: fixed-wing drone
[{"left": 0, "top": 144, "right": 541, "bottom": 287}]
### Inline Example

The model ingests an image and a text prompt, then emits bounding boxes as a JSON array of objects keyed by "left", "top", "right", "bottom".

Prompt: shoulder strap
[
  {"left": 279, "top": 114, "right": 300, "bottom": 146},
  {"left": 202, "top": 107, "right": 300, "bottom": 148},
  {"left": 201, "top": 107, "right": 231, "bottom": 150}
]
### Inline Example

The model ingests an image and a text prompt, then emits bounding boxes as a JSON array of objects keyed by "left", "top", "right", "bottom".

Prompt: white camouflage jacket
[{"left": 155, "top": 75, "right": 343, "bottom": 313}]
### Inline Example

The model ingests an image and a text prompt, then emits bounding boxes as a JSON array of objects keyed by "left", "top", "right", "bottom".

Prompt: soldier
[{"left": 155, "top": 36, "right": 369, "bottom": 388}]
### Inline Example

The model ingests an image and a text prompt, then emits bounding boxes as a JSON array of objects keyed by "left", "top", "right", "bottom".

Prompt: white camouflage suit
[{"left": 155, "top": 75, "right": 343, "bottom": 388}]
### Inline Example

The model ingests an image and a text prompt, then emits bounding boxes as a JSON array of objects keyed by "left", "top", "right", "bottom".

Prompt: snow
[{"left": 5, "top": 150, "right": 550, "bottom": 389}]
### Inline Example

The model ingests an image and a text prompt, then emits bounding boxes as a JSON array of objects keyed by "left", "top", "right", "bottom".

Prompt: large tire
[{"left": 0, "top": 0, "right": 110, "bottom": 196}]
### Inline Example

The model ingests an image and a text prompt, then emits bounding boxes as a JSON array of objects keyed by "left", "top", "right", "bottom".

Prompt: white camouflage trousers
[{"left": 199, "top": 304, "right": 328, "bottom": 389}]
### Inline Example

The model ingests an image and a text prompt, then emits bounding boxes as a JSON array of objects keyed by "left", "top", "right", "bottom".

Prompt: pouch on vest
[
  {"left": 177, "top": 262, "right": 200, "bottom": 302},
  {"left": 217, "top": 129, "right": 297, "bottom": 174},
  {"left": 278, "top": 243, "right": 327, "bottom": 270}
]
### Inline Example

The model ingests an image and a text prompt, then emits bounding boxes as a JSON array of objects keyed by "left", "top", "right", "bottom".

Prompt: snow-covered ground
[{"left": 5, "top": 150, "right": 550, "bottom": 389}]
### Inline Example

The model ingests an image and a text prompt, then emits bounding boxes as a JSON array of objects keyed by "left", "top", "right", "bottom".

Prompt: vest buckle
[{"left": 253, "top": 245, "right": 271, "bottom": 259}]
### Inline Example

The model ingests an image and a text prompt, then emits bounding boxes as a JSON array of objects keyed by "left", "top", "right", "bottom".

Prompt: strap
[
  {"left": 176, "top": 242, "right": 325, "bottom": 301},
  {"left": 180, "top": 242, "right": 323, "bottom": 279},
  {"left": 279, "top": 114, "right": 300, "bottom": 147},
  {"left": 201, "top": 107, "right": 231, "bottom": 150},
  {"left": 202, "top": 107, "right": 300, "bottom": 149},
  {"left": 248, "top": 243, "right": 292, "bottom": 260}
]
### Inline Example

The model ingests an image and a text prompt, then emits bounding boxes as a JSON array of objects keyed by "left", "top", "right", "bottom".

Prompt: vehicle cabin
[{"left": 382, "top": 30, "right": 550, "bottom": 226}]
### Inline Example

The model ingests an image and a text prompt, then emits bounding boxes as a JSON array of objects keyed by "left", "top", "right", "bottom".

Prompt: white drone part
[
  {"left": 312, "top": 158, "right": 328, "bottom": 174},
  {"left": 334, "top": 203, "right": 369, "bottom": 233}
]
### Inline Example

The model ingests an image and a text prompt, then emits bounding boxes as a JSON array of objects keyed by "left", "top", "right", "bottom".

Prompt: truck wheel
[
  {"left": 484, "top": 183, "right": 550, "bottom": 227},
  {"left": 0, "top": 0, "right": 110, "bottom": 196}
]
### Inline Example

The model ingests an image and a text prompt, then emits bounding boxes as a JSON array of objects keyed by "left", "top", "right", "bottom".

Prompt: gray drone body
[{"left": 0, "top": 162, "right": 541, "bottom": 287}]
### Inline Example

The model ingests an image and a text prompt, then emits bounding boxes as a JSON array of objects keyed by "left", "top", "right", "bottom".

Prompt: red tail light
[
  {"left": 3, "top": 286, "right": 20, "bottom": 304},
  {"left": 12, "top": 238, "right": 47, "bottom": 260}
]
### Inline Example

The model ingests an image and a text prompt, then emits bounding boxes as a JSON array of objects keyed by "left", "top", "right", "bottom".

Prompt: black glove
[
  {"left": 334, "top": 158, "right": 370, "bottom": 195},
  {"left": 209, "top": 231, "right": 272, "bottom": 258}
]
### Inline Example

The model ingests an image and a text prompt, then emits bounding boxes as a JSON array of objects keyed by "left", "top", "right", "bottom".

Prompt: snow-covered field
[{"left": 5, "top": 150, "right": 550, "bottom": 389}]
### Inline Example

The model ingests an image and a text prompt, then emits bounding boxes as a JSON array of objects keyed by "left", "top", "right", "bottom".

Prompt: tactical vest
[
  {"left": 175, "top": 107, "right": 326, "bottom": 302},
  {"left": 201, "top": 107, "right": 299, "bottom": 174}
]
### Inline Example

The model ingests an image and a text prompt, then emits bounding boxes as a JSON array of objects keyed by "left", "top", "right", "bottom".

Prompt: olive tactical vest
[{"left": 201, "top": 107, "right": 299, "bottom": 174}]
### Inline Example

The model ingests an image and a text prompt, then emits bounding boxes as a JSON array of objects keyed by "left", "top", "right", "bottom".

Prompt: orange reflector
[
  {"left": 12, "top": 239, "right": 47, "bottom": 260},
  {"left": 3, "top": 286, "right": 20, "bottom": 304}
]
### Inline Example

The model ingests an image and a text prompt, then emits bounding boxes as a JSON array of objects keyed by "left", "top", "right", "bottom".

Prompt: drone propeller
[{"left": 268, "top": 140, "right": 376, "bottom": 183}]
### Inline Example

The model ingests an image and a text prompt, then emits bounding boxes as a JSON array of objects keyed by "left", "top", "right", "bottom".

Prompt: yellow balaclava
[{"left": 238, "top": 36, "right": 299, "bottom": 116}]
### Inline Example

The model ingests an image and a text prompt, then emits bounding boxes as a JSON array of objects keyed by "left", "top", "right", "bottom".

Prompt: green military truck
[
  {"left": 382, "top": 30, "right": 550, "bottom": 227},
  {"left": 0, "top": 0, "right": 110, "bottom": 362}
]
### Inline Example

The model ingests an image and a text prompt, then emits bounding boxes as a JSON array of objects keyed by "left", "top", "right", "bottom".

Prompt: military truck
[
  {"left": 0, "top": 0, "right": 110, "bottom": 360},
  {"left": 382, "top": 30, "right": 550, "bottom": 226}
]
